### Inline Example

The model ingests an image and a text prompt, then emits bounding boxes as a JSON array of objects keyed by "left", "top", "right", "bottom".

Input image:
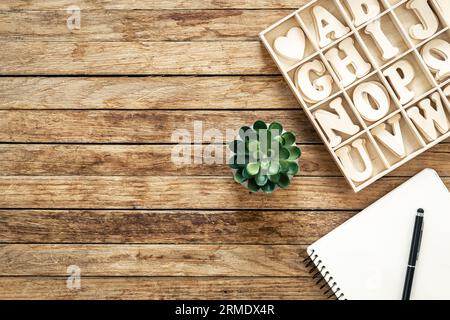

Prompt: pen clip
[{"left": 416, "top": 222, "right": 424, "bottom": 262}]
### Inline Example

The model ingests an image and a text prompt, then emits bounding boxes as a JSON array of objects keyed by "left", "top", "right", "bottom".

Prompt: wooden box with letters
[{"left": 260, "top": 0, "right": 450, "bottom": 192}]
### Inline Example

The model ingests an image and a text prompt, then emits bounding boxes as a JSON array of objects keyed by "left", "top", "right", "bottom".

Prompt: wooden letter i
[{"left": 365, "top": 20, "right": 400, "bottom": 61}]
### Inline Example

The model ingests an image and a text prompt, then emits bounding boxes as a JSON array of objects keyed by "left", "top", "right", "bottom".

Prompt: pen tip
[{"left": 417, "top": 208, "right": 424, "bottom": 214}]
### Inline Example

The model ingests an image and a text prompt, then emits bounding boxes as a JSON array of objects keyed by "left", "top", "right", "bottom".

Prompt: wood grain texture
[
  {"left": 0, "top": 244, "right": 309, "bottom": 276},
  {"left": 0, "top": 41, "right": 277, "bottom": 75},
  {"left": 2, "top": 176, "right": 448, "bottom": 210},
  {"left": 0, "top": 110, "right": 316, "bottom": 143},
  {"left": 0, "top": 210, "right": 353, "bottom": 244},
  {"left": 0, "top": 144, "right": 335, "bottom": 176},
  {"left": 1, "top": 143, "right": 449, "bottom": 177},
  {"left": 0, "top": 76, "right": 296, "bottom": 110},
  {"left": 2, "top": 0, "right": 448, "bottom": 301},
  {"left": 0, "top": 277, "right": 327, "bottom": 300},
  {"left": 0, "top": 0, "right": 307, "bottom": 10},
  {"left": 0, "top": 10, "right": 290, "bottom": 41}
]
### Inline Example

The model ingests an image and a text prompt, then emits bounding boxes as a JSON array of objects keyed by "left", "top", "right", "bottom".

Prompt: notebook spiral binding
[{"left": 303, "top": 249, "right": 346, "bottom": 300}]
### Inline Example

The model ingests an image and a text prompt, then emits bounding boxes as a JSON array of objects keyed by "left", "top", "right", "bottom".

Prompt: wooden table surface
[{"left": 0, "top": 0, "right": 449, "bottom": 300}]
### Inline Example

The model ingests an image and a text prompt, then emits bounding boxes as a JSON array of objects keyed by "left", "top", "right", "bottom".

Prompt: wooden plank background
[{"left": 0, "top": 0, "right": 448, "bottom": 300}]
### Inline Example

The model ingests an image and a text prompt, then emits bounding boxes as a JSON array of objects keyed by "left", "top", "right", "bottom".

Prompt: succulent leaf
[
  {"left": 278, "top": 174, "right": 291, "bottom": 188},
  {"left": 279, "top": 160, "right": 290, "bottom": 173},
  {"left": 268, "top": 161, "right": 280, "bottom": 175},
  {"left": 287, "top": 161, "right": 299, "bottom": 175},
  {"left": 242, "top": 167, "right": 250, "bottom": 179},
  {"left": 279, "top": 147, "right": 290, "bottom": 160},
  {"left": 281, "top": 132, "right": 296, "bottom": 146},
  {"left": 262, "top": 181, "right": 276, "bottom": 193},
  {"left": 253, "top": 120, "right": 267, "bottom": 130},
  {"left": 273, "top": 135, "right": 285, "bottom": 145},
  {"left": 268, "top": 142, "right": 282, "bottom": 159},
  {"left": 288, "top": 146, "right": 301, "bottom": 160},
  {"left": 260, "top": 159, "right": 271, "bottom": 171},
  {"left": 269, "top": 173, "right": 281, "bottom": 183},
  {"left": 246, "top": 162, "right": 260, "bottom": 176},
  {"left": 255, "top": 172, "right": 269, "bottom": 187},
  {"left": 247, "top": 179, "right": 260, "bottom": 192},
  {"left": 268, "top": 122, "right": 283, "bottom": 133},
  {"left": 234, "top": 168, "right": 248, "bottom": 184}
]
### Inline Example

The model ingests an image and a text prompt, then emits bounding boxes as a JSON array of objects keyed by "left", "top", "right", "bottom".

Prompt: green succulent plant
[{"left": 229, "top": 121, "right": 301, "bottom": 193}]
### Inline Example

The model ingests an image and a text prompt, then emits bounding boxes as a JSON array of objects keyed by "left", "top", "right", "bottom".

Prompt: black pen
[{"left": 402, "top": 208, "right": 425, "bottom": 300}]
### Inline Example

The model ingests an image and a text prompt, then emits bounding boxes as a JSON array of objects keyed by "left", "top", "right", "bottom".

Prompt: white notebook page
[{"left": 308, "top": 169, "right": 450, "bottom": 300}]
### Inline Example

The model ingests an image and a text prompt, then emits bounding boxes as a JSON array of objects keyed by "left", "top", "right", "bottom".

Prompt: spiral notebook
[{"left": 306, "top": 169, "right": 450, "bottom": 300}]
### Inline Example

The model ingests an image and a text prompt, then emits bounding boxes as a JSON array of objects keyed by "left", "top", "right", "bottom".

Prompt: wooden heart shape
[{"left": 274, "top": 27, "right": 306, "bottom": 62}]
